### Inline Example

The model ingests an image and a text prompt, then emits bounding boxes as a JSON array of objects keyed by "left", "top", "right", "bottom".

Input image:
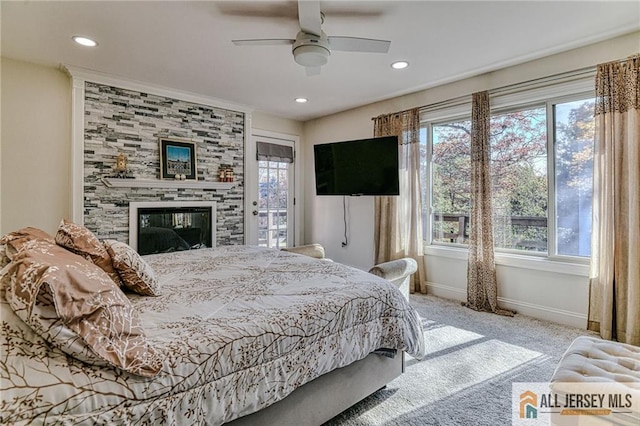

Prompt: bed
[{"left": 0, "top": 225, "right": 425, "bottom": 425}]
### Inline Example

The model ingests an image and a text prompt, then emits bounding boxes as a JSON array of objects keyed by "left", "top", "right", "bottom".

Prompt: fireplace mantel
[{"left": 101, "top": 177, "right": 236, "bottom": 190}]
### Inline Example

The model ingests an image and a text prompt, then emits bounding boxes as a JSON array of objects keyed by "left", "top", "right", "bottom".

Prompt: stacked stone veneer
[{"left": 83, "top": 82, "right": 244, "bottom": 245}]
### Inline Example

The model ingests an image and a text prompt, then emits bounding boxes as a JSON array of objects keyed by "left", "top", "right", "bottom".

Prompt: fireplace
[{"left": 129, "top": 201, "right": 216, "bottom": 255}]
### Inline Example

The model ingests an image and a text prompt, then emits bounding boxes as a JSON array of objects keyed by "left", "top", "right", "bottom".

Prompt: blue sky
[{"left": 167, "top": 146, "right": 191, "bottom": 162}]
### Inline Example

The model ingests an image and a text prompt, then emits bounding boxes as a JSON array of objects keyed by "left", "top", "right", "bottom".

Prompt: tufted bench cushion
[
  {"left": 550, "top": 336, "right": 640, "bottom": 424},
  {"left": 551, "top": 336, "right": 640, "bottom": 385}
]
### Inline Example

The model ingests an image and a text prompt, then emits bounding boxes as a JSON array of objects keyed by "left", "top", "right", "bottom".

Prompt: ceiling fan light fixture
[
  {"left": 391, "top": 61, "right": 409, "bottom": 70},
  {"left": 293, "top": 44, "right": 330, "bottom": 67}
]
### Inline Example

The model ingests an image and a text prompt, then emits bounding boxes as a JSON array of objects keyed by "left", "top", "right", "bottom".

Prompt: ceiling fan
[{"left": 231, "top": 1, "right": 391, "bottom": 76}]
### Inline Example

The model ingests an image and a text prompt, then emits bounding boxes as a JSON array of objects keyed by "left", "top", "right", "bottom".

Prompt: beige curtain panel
[
  {"left": 373, "top": 108, "right": 426, "bottom": 293},
  {"left": 588, "top": 55, "right": 640, "bottom": 345},
  {"left": 466, "top": 91, "right": 513, "bottom": 316}
]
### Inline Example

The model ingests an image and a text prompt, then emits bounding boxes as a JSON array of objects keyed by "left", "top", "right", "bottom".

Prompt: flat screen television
[{"left": 314, "top": 136, "right": 400, "bottom": 196}]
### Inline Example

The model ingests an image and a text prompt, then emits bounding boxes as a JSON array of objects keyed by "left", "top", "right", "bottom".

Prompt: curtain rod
[{"left": 372, "top": 64, "right": 601, "bottom": 120}]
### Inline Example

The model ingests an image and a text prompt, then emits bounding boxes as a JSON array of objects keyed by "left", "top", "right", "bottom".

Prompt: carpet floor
[{"left": 324, "top": 294, "right": 594, "bottom": 425}]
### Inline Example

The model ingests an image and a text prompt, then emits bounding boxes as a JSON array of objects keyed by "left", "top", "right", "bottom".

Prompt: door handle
[{"left": 252, "top": 210, "right": 258, "bottom": 216}]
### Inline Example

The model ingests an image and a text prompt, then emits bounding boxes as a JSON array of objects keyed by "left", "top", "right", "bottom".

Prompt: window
[
  {"left": 431, "top": 120, "right": 471, "bottom": 244},
  {"left": 490, "top": 107, "right": 547, "bottom": 252},
  {"left": 554, "top": 99, "right": 594, "bottom": 257},
  {"left": 258, "top": 160, "right": 290, "bottom": 248},
  {"left": 423, "top": 92, "right": 595, "bottom": 259}
]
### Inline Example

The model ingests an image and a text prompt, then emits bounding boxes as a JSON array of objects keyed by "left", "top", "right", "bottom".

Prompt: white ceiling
[{"left": 2, "top": 1, "right": 639, "bottom": 122}]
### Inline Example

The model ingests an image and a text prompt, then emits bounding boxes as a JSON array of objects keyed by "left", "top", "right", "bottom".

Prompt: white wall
[
  {"left": 302, "top": 31, "right": 640, "bottom": 328},
  {"left": 1, "top": 58, "right": 71, "bottom": 235},
  {"left": 0, "top": 58, "right": 3, "bottom": 234},
  {"left": 252, "top": 111, "right": 304, "bottom": 137},
  {"left": 303, "top": 114, "right": 376, "bottom": 269}
]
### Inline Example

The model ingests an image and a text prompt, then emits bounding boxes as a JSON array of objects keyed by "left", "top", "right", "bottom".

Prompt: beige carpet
[{"left": 324, "top": 294, "right": 593, "bottom": 425}]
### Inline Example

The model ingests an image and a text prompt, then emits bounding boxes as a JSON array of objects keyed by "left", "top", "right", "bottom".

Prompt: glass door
[
  {"left": 249, "top": 135, "right": 295, "bottom": 248},
  {"left": 257, "top": 158, "right": 293, "bottom": 248}
]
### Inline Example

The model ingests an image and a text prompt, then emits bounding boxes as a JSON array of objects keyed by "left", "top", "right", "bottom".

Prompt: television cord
[{"left": 341, "top": 196, "right": 348, "bottom": 247}]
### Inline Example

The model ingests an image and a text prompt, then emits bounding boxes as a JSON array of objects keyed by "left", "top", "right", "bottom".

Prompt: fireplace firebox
[{"left": 129, "top": 201, "right": 216, "bottom": 255}]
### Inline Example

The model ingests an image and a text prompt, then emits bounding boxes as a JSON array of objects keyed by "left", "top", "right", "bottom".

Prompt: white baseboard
[
  {"left": 424, "top": 281, "right": 588, "bottom": 329},
  {"left": 425, "top": 281, "right": 466, "bottom": 301}
]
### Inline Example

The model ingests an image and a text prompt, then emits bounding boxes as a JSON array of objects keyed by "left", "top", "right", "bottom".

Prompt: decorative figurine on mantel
[
  {"left": 218, "top": 165, "right": 234, "bottom": 182},
  {"left": 113, "top": 152, "right": 133, "bottom": 179}
]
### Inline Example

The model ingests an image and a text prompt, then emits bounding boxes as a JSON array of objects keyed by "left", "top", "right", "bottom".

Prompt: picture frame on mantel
[{"left": 159, "top": 138, "right": 197, "bottom": 180}]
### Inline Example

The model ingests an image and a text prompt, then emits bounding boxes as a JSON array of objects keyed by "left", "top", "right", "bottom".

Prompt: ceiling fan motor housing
[{"left": 292, "top": 32, "right": 331, "bottom": 67}]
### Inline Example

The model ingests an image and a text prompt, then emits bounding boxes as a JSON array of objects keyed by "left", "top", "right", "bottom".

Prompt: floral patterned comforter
[{"left": 1, "top": 246, "right": 425, "bottom": 425}]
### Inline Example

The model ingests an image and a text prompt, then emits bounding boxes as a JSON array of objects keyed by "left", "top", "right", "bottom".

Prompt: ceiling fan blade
[
  {"left": 215, "top": 2, "right": 299, "bottom": 20},
  {"left": 328, "top": 37, "right": 391, "bottom": 53},
  {"left": 305, "top": 66, "right": 321, "bottom": 77},
  {"left": 232, "top": 39, "right": 295, "bottom": 46},
  {"left": 298, "top": 0, "right": 322, "bottom": 37}
]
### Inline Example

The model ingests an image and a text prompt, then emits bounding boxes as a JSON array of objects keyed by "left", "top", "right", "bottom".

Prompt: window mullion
[
  {"left": 425, "top": 124, "right": 434, "bottom": 244},
  {"left": 546, "top": 101, "right": 557, "bottom": 257}
]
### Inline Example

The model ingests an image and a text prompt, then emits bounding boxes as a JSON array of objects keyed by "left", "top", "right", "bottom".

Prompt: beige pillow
[
  {"left": 55, "top": 219, "right": 123, "bottom": 287},
  {"left": 5, "top": 239, "right": 162, "bottom": 377},
  {"left": 104, "top": 239, "right": 160, "bottom": 296}
]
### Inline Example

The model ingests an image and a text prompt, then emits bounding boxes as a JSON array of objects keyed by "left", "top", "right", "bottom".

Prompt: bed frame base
[{"left": 227, "top": 352, "right": 404, "bottom": 425}]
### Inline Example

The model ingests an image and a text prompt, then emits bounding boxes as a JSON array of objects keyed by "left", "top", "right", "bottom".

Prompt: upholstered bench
[
  {"left": 550, "top": 336, "right": 640, "bottom": 424},
  {"left": 551, "top": 336, "right": 640, "bottom": 383}
]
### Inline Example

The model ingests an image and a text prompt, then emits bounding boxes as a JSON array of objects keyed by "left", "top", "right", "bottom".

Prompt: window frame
[{"left": 420, "top": 76, "right": 595, "bottom": 274}]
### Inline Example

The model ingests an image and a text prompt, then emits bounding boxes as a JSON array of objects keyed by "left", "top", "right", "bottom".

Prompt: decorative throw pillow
[
  {"left": 4, "top": 239, "right": 162, "bottom": 377},
  {"left": 104, "top": 239, "right": 160, "bottom": 296},
  {"left": 9, "top": 270, "right": 111, "bottom": 366},
  {"left": 55, "top": 219, "right": 123, "bottom": 286},
  {"left": 0, "top": 227, "right": 55, "bottom": 261}
]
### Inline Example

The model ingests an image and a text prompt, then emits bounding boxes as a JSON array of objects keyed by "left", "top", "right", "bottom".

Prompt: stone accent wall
[{"left": 83, "top": 82, "right": 244, "bottom": 245}]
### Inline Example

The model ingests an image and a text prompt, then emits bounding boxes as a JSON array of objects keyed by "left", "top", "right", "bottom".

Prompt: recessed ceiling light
[
  {"left": 391, "top": 61, "right": 409, "bottom": 70},
  {"left": 72, "top": 36, "right": 98, "bottom": 47},
  {"left": 295, "top": 98, "right": 308, "bottom": 103}
]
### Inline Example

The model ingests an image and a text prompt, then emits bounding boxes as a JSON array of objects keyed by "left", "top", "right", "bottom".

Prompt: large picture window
[{"left": 423, "top": 93, "right": 595, "bottom": 259}]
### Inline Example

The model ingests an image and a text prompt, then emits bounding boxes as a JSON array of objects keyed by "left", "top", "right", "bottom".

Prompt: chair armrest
[
  {"left": 369, "top": 258, "right": 418, "bottom": 300},
  {"left": 369, "top": 258, "right": 417, "bottom": 281},
  {"left": 281, "top": 244, "right": 326, "bottom": 259}
]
